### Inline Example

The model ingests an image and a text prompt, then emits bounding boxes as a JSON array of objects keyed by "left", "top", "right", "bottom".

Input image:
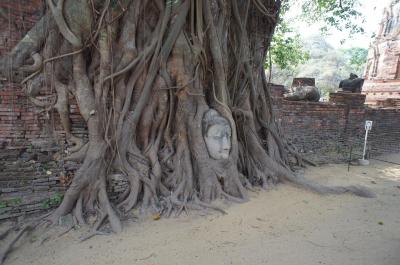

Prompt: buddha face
[{"left": 203, "top": 110, "right": 232, "bottom": 160}]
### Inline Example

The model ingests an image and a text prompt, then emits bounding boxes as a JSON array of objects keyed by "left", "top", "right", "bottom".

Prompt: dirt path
[{"left": 5, "top": 154, "right": 400, "bottom": 265}]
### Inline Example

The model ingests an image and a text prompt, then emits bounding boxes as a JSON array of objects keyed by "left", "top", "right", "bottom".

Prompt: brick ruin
[
  {"left": 0, "top": 1, "right": 399, "bottom": 221},
  {"left": 271, "top": 85, "right": 399, "bottom": 163},
  {"left": 363, "top": 0, "right": 400, "bottom": 106}
]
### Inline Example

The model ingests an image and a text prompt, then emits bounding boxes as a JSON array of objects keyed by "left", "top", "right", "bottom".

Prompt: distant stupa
[{"left": 364, "top": 0, "right": 400, "bottom": 105}]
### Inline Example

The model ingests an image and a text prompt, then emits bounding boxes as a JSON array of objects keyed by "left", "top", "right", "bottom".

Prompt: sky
[{"left": 289, "top": 0, "right": 392, "bottom": 49}]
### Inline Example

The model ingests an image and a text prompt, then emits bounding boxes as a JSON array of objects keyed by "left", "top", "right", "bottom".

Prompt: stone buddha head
[{"left": 202, "top": 109, "right": 232, "bottom": 160}]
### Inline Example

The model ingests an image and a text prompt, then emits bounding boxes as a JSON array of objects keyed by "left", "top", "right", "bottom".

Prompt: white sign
[
  {"left": 365, "top": 120, "right": 373, "bottom": 131},
  {"left": 362, "top": 120, "right": 373, "bottom": 161}
]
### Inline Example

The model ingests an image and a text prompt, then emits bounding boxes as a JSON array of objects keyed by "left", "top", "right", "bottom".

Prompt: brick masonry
[
  {"left": 363, "top": 1, "right": 400, "bottom": 105},
  {"left": 0, "top": 2, "right": 399, "bottom": 221},
  {"left": 0, "top": 1, "right": 44, "bottom": 56},
  {"left": 274, "top": 94, "right": 400, "bottom": 163}
]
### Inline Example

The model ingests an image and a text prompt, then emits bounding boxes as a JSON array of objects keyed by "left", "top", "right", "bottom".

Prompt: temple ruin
[{"left": 364, "top": 0, "right": 400, "bottom": 106}]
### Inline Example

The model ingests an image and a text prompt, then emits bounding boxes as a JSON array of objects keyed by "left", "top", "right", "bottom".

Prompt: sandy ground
[{"left": 3, "top": 154, "right": 400, "bottom": 265}]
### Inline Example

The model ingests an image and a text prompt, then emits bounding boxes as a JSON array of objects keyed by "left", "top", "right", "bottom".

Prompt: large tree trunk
[{"left": 0, "top": 0, "right": 374, "bottom": 240}]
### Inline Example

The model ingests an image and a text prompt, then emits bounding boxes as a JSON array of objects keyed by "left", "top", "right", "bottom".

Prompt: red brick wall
[
  {"left": 0, "top": 1, "right": 80, "bottom": 220},
  {"left": 366, "top": 108, "right": 400, "bottom": 155},
  {"left": 0, "top": 1, "right": 50, "bottom": 149},
  {"left": 273, "top": 97, "right": 400, "bottom": 163},
  {"left": 0, "top": 0, "right": 44, "bottom": 56}
]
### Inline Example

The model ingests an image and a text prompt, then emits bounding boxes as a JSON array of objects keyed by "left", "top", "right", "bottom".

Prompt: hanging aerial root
[
  {"left": 20, "top": 53, "right": 43, "bottom": 73},
  {"left": 46, "top": 0, "right": 82, "bottom": 47}
]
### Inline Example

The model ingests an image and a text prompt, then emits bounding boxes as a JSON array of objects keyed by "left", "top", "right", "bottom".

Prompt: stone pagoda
[{"left": 363, "top": 0, "right": 400, "bottom": 106}]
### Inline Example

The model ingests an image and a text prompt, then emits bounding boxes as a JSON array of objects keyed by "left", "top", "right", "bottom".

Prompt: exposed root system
[{"left": 0, "top": 0, "right": 374, "bottom": 263}]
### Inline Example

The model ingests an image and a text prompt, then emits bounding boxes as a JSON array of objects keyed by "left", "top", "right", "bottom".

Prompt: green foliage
[
  {"left": 0, "top": 197, "right": 22, "bottom": 209},
  {"left": 42, "top": 163, "right": 50, "bottom": 171},
  {"left": 41, "top": 199, "right": 51, "bottom": 209},
  {"left": 342, "top": 47, "right": 368, "bottom": 73},
  {"left": 271, "top": 35, "right": 366, "bottom": 98},
  {"left": 41, "top": 193, "right": 64, "bottom": 209},
  {"left": 300, "top": 0, "right": 364, "bottom": 35},
  {"left": 110, "top": 0, "right": 118, "bottom": 9},
  {"left": 267, "top": 0, "right": 364, "bottom": 71},
  {"left": 26, "top": 144, "right": 34, "bottom": 152},
  {"left": 167, "top": 0, "right": 180, "bottom": 7},
  {"left": 0, "top": 201, "right": 7, "bottom": 209},
  {"left": 267, "top": 23, "right": 310, "bottom": 70},
  {"left": 9, "top": 197, "right": 22, "bottom": 206},
  {"left": 52, "top": 193, "right": 64, "bottom": 204}
]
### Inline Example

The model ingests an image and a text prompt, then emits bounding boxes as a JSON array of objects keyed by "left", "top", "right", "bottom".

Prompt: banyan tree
[{"left": 0, "top": 0, "right": 374, "bottom": 258}]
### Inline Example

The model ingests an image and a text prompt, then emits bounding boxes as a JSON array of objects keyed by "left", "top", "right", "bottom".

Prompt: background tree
[
  {"left": 343, "top": 47, "right": 368, "bottom": 73},
  {"left": 268, "top": 0, "right": 368, "bottom": 97},
  {"left": 301, "top": 0, "right": 364, "bottom": 35},
  {"left": 266, "top": 22, "right": 310, "bottom": 71},
  {"left": 271, "top": 35, "right": 367, "bottom": 98}
]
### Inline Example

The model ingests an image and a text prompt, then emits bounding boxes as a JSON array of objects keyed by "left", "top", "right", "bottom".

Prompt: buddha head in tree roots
[{"left": 202, "top": 109, "right": 232, "bottom": 160}]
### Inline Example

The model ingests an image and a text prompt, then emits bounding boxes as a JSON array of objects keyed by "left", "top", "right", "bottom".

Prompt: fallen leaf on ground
[{"left": 152, "top": 214, "right": 161, "bottom": 221}]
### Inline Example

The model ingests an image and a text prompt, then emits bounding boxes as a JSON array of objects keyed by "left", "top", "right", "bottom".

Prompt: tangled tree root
[{"left": 0, "top": 0, "right": 375, "bottom": 263}]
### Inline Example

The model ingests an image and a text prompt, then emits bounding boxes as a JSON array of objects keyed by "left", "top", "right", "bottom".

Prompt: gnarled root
[
  {"left": 283, "top": 172, "right": 376, "bottom": 198},
  {"left": 0, "top": 1, "right": 376, "bottom": 262},
  {"left": 0, "top": 225, "right": 34, "bottom": 264}
]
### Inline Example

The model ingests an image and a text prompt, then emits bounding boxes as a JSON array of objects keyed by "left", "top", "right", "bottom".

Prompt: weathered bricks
[{"left": 272, "top": 94, "right": 400, "bottom": 163}]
